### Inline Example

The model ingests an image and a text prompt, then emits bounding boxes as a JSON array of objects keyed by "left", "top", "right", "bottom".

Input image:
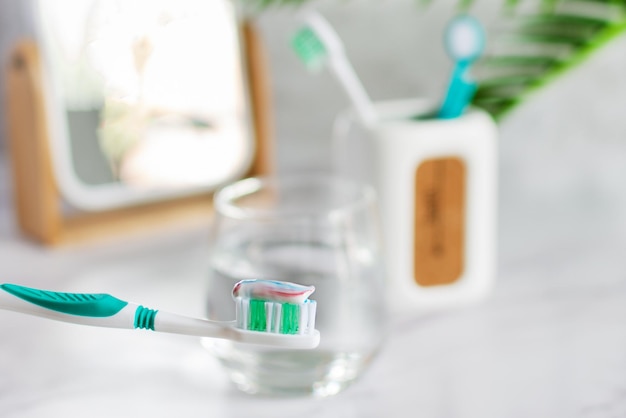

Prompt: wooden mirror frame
[{"left": 6, "top": 20, "right": 274, "bottom": 246}]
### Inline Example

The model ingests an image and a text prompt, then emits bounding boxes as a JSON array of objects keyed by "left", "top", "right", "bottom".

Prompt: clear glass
[{"left": 204, "top": 174, "right": 387, "bottom": 397}]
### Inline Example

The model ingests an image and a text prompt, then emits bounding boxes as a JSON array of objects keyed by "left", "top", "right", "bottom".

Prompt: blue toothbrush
[{"left": 438, "top": 15, "right": 486, "bottom": 119}]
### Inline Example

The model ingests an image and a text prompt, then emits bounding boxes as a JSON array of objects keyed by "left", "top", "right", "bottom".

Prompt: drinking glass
[{"left": 204, "top": 174, "right": 386, "bottom": 397}]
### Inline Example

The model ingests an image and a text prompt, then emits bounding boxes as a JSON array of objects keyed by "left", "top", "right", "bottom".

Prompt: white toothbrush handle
[
  {"left": 329, "top": 54, "right": 378, "bottom": 128},
  {"left": 0, "top": 283, "right": 235, "bottom": 338},
  {"left": 302, "top": 10, "right": 378, "bottom": 128}
]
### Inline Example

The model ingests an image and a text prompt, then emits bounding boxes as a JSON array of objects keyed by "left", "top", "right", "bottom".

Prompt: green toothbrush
[
  {"left": 292, "top": 9, "right": 378, "bottom": 128},
  {"left": 0, "top": 280, "right": 319, "bottom": 349}
]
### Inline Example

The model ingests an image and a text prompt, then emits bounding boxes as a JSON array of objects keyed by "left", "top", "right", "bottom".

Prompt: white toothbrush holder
[{"left": 333, "top": 98, "right": 498, "bottom": 313}]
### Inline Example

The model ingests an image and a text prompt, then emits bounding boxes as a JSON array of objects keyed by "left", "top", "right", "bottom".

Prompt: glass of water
[{"left": 204, "top": 174, "right": 387, "bottom": 397}]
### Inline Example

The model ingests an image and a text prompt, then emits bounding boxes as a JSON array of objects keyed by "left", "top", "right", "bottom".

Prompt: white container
[{"left": 333, "top": 98, "right": 498, "bottom": 313}]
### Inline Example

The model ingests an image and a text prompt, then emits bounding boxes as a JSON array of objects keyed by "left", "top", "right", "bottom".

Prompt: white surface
[{"left": 2, "top": 147, "right": 626, "bottom": 417}]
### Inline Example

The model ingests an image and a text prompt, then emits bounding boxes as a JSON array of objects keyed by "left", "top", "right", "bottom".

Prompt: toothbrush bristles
[
  {"left": 292, "top": 27, "right": 327, "bottom": 71},
  {"left": 235, "top": 298, "right": 317, "bottom": 335}
]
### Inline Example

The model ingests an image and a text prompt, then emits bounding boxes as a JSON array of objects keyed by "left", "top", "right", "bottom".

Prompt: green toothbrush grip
[{"left": 0, "top": 283, "right": 128, "bottom": 317}]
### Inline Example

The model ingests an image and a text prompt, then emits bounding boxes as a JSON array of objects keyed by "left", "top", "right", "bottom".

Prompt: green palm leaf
[{"left": 473, "top": 0, "right": 626, "bottom": 119}]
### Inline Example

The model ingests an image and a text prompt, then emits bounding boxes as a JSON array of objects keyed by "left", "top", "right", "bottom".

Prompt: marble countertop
[{"left": 2, "top": 177, "right": 626, "bottom": 418}]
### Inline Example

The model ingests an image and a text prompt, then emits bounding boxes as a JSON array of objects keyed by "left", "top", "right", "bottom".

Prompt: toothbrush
[
  {"left": 0, "top": 279, "right": 319, "bottom": 349},
  {"left": 438, "top": 14, "right": 486, "bottom": 119},
  {"left": 292, "top": 9, "right": 378, "bottom": 128}
]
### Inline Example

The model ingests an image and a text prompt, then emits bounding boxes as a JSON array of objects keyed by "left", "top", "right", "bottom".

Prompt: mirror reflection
[{"left": 35, "top": 0, "right": 253, "bottom": 209}]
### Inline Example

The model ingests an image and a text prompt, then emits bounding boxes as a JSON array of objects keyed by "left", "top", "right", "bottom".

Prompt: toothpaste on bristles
[{"left": 232, "top": 280, "right": 317, "bottom": 336}]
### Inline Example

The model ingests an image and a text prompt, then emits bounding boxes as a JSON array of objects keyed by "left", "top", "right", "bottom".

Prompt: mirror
[{"left": 34, "top": 0, "right": 254, "bottom": 210}]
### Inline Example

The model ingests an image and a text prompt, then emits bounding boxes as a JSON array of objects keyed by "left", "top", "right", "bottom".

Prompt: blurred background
[
  {"left": 256, "top": 0, "right": 626, "bottom": 268},
  {"left": 1, "top": 0, "right": 626, "bottom": 262}
]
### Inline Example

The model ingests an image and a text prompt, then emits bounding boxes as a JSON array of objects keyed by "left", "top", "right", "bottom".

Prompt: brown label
[{"left": 414, "top": 157, "right": 465, "bottom": 286}]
